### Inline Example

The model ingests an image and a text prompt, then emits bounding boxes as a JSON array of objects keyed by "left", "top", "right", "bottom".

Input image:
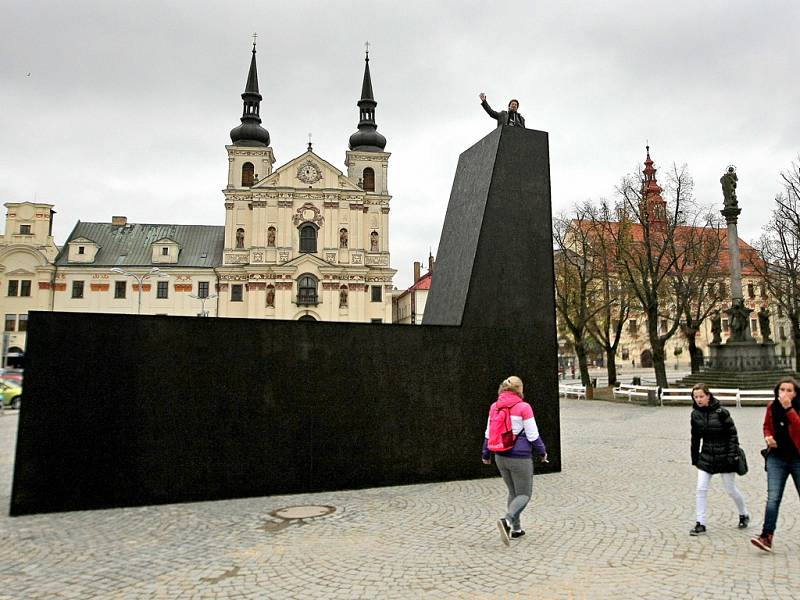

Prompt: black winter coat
[{"left": 691, "top": 397, "right": 740, "bottom": 474}]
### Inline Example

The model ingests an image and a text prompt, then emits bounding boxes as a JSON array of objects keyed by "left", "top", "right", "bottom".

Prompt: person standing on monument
[
  {"left": 479, "top": 94, "right": 526, "bottom": 128},
  {"left": 751, "top": 377, "right": 800, "bottom": 552},
  {"left": 481, "top": 375, "right": 547, "bottom": 545},
  {"left": 689, "top": 383, "right": 750, "bottom": 536}
]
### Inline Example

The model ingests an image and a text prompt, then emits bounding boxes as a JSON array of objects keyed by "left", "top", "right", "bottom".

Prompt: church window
[
  {"left": 231, "top": 284, "right": 243, "bottom": 302},
  {"left": 362, "top": 168, "right": 375, "bottom": 192},
  {"left": 297, "top": 274, "right": 318, "bottom": 305},
  {"left": 242, "top": 162, "right": 255, "bottom": 187},
  {"left": 299, "top": 224, "right": 317, "bottom": 253},
  {"left": 371, "top": 285, "right": 382, "bottom": 302},
  {"left": 236, "top": 228, "right": 245, "bottom": 249}
]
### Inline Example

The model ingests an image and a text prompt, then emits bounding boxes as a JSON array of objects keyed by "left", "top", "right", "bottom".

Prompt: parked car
[{"left": 0, "top": 380, "right": 22, "bottom": 409}]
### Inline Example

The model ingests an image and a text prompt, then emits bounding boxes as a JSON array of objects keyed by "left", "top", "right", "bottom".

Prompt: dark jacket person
[{"left": 479, "top": 94, "right": 525, "bottom": 128}]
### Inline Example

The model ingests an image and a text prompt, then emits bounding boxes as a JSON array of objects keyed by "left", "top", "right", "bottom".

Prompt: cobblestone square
[{"left": 1, "top": 399, "right": 798, "bottom": 599}]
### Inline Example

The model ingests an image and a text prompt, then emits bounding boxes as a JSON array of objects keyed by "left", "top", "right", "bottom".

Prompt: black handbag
[
  {"left": 760, "top": 447, "right": 769, "bottom": 472},
  {"left": 736, "top": 446, "right": 748, "bottom": 476}
]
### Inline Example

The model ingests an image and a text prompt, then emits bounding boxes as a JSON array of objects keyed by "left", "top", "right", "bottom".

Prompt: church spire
[
  {"left": 641, "top": 145, "right": 667, "bottom": 226},
  {"left": 348, "top": 45, "right": 386, "bottom": 152},
  {"left": 230, "top": 41, "right": 270, "bottom": 147}
]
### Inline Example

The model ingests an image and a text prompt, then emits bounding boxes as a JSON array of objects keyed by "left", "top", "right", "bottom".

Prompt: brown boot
[{"left": 750, "top": 533, "right": 773, "bottom": 552}]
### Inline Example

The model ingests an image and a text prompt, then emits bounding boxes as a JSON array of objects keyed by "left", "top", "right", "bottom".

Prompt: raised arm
[{"left": 479, "top": 93, "right": 500, "bottom": 119}]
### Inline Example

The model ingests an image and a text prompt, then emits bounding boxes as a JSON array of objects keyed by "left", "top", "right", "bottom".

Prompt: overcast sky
[{"left": 2, "top": 1, "right": 798, "bottom": 287}]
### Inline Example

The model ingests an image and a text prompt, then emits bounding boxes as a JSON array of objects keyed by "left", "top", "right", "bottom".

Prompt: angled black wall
[{"left": 10, "top": 127, "right": 559, "bottom": 516}]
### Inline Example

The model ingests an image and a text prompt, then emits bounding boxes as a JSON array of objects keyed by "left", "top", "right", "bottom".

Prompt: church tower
[{"left": 640, "top": 145, "right": 667, "bottom": 228}]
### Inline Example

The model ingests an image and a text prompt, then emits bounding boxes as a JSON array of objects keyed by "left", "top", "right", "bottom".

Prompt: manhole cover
[{"left": 271, "top": 505, "right": 336, "bottom": 520}]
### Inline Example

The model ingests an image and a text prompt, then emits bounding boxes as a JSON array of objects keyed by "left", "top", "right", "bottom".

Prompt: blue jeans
[{"left": 762, "top": 453, "right": 800, "bottom": 535}]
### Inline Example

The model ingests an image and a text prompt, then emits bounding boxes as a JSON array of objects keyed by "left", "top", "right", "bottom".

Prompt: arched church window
[
  {"left": 236, "top": 228, "right": 245, "bottom": 249},
  {"left": 297, "top": 274, "right": 318, "bottom": 305},
  {"left": 362, "top": 168, "right": 375, "bottom": 192},
  {"left": 299, "top": 224, "right": 317, "bottom": 253},
  {"left": 242, "top": 162, "right": 255, "bottom": 187}
]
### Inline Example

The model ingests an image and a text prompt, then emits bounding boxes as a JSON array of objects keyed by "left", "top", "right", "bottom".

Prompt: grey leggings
[{"left": 495, "top": 454, "right": 533, "bottom": 530}]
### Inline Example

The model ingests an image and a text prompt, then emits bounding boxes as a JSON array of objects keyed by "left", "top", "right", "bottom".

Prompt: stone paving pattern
[{"left": 1, "top": 399, "right": 798, "bottom": 599}]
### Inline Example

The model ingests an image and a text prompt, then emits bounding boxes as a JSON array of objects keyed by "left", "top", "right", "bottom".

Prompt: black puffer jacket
[{"left": 691, "top": 396, "right": 739, "bottom": 474}]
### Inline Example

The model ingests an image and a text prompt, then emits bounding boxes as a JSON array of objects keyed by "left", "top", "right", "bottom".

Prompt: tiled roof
[{"left": 54, "top": 222, "right": 225, "bottom": 268}]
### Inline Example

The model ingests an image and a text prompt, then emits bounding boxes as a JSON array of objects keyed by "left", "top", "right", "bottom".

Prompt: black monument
[{"left": 10, "top": 125, "right": 559, "bottom": 515}]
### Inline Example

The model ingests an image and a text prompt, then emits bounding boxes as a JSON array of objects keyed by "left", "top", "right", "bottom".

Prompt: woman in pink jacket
[{"left": 482, "top": 376, "right": 547, "bottom": 545}]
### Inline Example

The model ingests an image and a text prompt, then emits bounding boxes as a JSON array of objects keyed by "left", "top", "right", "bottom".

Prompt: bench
[
  {"left": 737, "top": 390, "right": 774, "bottom": 407},
  {"left": 710, "top": 388, "right": 740, "bottom": 408},
  {"left": 613, "top": 383, "right": 660, "bottom": 402},
  {"left": 660, "top": 388, "right": 694, "bottom": 406},
  {"left": 559, "top": 383, "right": 586, "bottom": 399}
]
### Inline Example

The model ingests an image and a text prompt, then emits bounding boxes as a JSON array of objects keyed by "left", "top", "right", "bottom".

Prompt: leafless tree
[{"left": 750, "top": 157, "right": 800, "bottom": 369}]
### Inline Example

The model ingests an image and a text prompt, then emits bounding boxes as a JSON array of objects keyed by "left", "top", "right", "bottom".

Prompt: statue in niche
[
  {"left": 758, "top": 306, "right": 772, "bottom": 342},
  {"left": 710, "top": 309, "right": 722, "bottom": 345},
  {"left": 267, "top": 227, "right": 276, "bottom": 247},
  {"left": 339, "top": 285, "right": 348, "bottom": 308},
  {"left": 720, "top": 166, "right": 738, "bottom": 209},
  {"left": 235, "top": 228, "right": 245, "bottom": 249},
  {"left": 266, "top": 285, "right": 275, "bottom": 307},
  {"left": 370, "top": 231, "right": 379, "bottom": 252},
  {"left": 340, "top": 228, "right": 348, "bottom": 249}
]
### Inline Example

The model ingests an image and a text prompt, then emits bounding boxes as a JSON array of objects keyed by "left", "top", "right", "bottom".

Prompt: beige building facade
[{"left": 0, "top": 46, "right": 396, "bottom": 364}]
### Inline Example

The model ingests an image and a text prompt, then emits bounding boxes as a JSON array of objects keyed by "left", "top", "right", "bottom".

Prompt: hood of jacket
[{"left": 496, "top": 391, "right": 524, "bottom": 409}]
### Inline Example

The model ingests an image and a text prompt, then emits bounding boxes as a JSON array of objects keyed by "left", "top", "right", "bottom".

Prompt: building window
[
  {"left": 628, "top": 319, "right": 638, "bottom": 334},
  {"left": 242, "top": 162, "right": 255, "bottom": 187},
  {"left": 114, "top": 281, "right": 126, "bottom": 299},
  {"left": 19, "top": 280, "right": 31, "bottom": 297},
  {"left": 760, "top": 284, "right": 767, "bottom": 298},
  {"left": 659, "top": 319, "right": 667, "bottom": 334},
  {"left": 78, "top": 246, "right": 85, "bottom": 255},
  {"left": 19, "top": 224, "right": 31, "bottom": 235},
  {"left": 161, "top": 247, "right": 169, "bottom": 256},
  {"left": 156, "top": 281, "right": 169, "bottom": 299},
  {"left": 17, "top": 314, "right": 28, "bottom": 332},
  {"left": 235, "top": 228, "right": 245, "bottom": 249},
  {"left": 299, "top": 224, "right": 317, "bottom": 253},
  {"left": 198, "top": 281, "right": 209, "bottom": 299},
  {"left": 718, "top": 282, "right": 726, "bottom": 297},
  {"left": 7, "top": 280, "right": 18, "bottom": 296},
  {"left": 371, "top": 285, "right": 382, "bottom": 302},
  {"left": 747, "top": 283, "right": 755, "bottom": 299},
  {"left": 362, "top": 167, "right": 375, "bottom": 192},
  {"left": 72, "top": 281, "right": 84, "bottom": 299},
  {"left": 297, "top": 274, "right": 318, "bottom": 305},
  {"left": 231, "top": 284, "right": 243, "bottom": 302},
  {"left": 4, "top": 314, "right": 15, "bottom": 332}
]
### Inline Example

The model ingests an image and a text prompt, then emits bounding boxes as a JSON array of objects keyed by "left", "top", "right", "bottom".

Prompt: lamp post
[
  {"left": 110, "top": 267, "right": 167, "bottom": 314},
  {"left": 188, "top": 292, "right": 218, "bottom": 317}
]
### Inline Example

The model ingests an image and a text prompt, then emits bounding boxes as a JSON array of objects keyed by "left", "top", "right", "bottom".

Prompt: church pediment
[
  {"left": 280, "top": 252, "right": 333, "bottom": 269},
  {"left": 252, "top": 151, "right": 361, "bottom": 192}
]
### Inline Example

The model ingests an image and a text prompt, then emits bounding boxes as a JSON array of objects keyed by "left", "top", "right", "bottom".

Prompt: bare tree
[
  {"left": 750, "top": 157, "right": 800, "bottom": 369},
  {"left": 553, "top": 204, "right": 610, "bottom": 387},
  {"left": 609, "top": 159, "right": 717, "bottom": 388},
  {"left": 584, "top": 201, "right": 632, "bottom": 386}
]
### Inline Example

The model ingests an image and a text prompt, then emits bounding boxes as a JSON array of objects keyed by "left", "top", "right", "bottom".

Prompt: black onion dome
[
  {"left": 230, "top": 44, "right": 270, "bottom": 147},
  {"left": 348, "top": 52, "right": 386, "bottom": 152}
]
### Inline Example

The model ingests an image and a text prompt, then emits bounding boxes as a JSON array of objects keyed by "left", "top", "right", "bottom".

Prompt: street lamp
[
  {"left": 188, "top": 292, "right": 218, "bottom": 317},
  {"left": 110, "top": 267, "right": 168, "bottom": 314}
]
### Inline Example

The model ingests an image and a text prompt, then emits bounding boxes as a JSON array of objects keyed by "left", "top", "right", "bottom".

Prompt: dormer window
[
  {"left": 78, "top": 246, "right": 85, "bottom": 255},
  {"left": 68, "top": 237, "right": 99, "bottom": 263},
  {"left": 161, "top": 247, "right": 169, "bottom": 256},
  {"left": 151, "top": 238, "right": 180, "bottom": 264}
]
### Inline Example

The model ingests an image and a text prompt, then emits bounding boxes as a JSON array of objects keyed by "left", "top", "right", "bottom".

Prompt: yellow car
[{"left": 0, "top": 380, "right": 22, "bottom": 410}]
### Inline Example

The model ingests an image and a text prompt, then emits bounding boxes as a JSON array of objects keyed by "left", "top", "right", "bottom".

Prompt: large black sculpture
[{"left": 10, "top": 125, "right": 559, "bottom": 515}]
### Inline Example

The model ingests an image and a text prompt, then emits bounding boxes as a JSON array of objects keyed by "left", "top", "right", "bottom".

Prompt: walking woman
[
  {"left": 481, "top": 376, "right": 547, "bottom": 545},
  {"left": 751, "top": 377, "right": 800, "bottom": 552},
  {"left": 689, "top": 383, "right": 749, "bottom": 535}
]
